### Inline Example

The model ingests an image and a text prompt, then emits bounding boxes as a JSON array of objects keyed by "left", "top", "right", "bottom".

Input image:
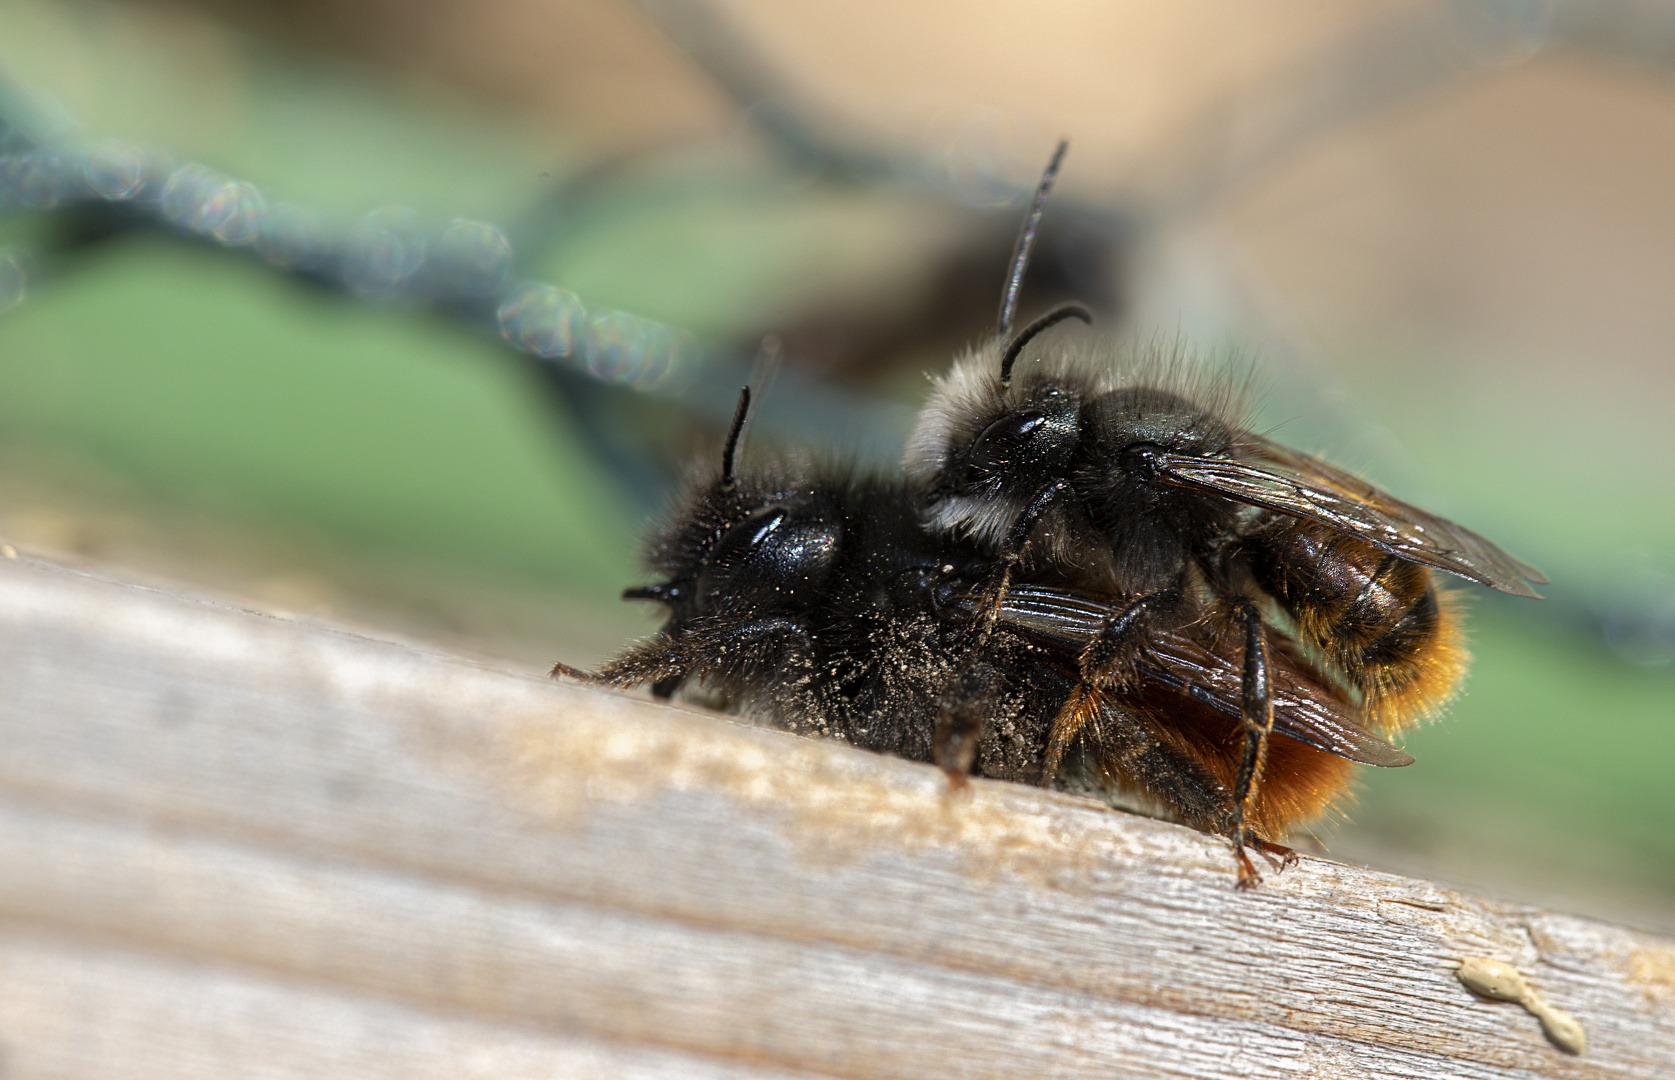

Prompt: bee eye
[
  {"left": 965, "top": 410, "right": 1048, "bottom": 483},
  {"left": 696, "top": 506, "right": 842, "bottom": 611}
]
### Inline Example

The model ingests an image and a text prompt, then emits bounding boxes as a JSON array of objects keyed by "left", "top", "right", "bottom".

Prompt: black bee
[
  {"left": 574, "top": 388, "right": 1064, "bottom": 785},
  {"left": 900, "top": 144, "right": 1546, "bottom": 881}
]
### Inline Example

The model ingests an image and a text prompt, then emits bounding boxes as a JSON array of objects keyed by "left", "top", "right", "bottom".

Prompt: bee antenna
[
  {"left": 999, "top": 302, "right": 1093, "bottom": 388},
  {"left": 997, "top": 138, "right": 1069, "bottom": 338},
  {"left": 719, "top": 385, "right": 751, "bottom": 491}
]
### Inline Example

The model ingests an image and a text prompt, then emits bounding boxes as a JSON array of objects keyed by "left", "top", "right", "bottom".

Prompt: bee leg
[
  {"left": 1040, "top": 683, "right": 1100, "bottom": 785},
  {"left": 596, "top": 616, "right": 813, "bottom": 696},
  {"left": 550, "top": 661, "right": 606, "bottom": 683},
  {"left": 563, "top": 658, "right": 686, "bottom": 703},
  {"left": 1230, "top": 599, "right": 1277, "bottom": 889},
  {"left": 933, "top": 665, "right": 1002, "bottom": 787},
  {"left": 1075, "top": 589, "right": 1181, "bottom": 685},
  {"left": 973, "top": 479, "right": 1074, "bottom": 640},
  {"left": 1252, "top": 838, "right": 1299, "bottom": 872},
  {"left": 1041, "top": 590, "right": 1180, "bottom": 782}
]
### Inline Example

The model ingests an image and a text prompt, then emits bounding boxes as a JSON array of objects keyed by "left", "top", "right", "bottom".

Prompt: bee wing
[
  {"left": 995, "top": 586, "right": 1122, "bottom": 645},
  {"left": 1140, "top": 628, "right": 1413, "bottom": 768},
  {"left": 1150, "top": 441, "right": 1546, "bottom": 598},
  {"left": 996, "top": 587, "right": 1413, "bottom": 768}
]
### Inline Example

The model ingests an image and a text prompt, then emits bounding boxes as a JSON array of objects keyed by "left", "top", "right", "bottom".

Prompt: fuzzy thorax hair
[{"left": 903, "top": 335, "right": 1255, "bottom": 547}]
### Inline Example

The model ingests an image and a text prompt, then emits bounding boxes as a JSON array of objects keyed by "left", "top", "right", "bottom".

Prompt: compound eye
[
  {"left": 964, "top": 410, "right": 1047, "bottom": 485},
  {"left": 695, "top": 506, "right": 842, "bottom": 612}
]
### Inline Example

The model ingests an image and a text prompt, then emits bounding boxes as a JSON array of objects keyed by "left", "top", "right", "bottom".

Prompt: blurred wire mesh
[{"left": 0, "top": 0, "right": 1672, "bottom": 928}]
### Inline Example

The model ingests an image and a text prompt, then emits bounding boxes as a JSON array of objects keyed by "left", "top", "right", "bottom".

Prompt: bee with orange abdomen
[
  {"left": 906, "top": 321, "right": 1544, "bottom": 881},
  {"left": 903, "top": 154, "right": 1545, "bottom": 883},
  {"left": 577, "top": 387, "right": 1418, "bottom": 890},
  {"left": 577, "top": 142, "right": 1544, "bottom": 888}
]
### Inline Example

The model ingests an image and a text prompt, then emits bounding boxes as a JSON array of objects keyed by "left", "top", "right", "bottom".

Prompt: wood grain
[{"left": 0, "top": 554, "right": 1669, "bottom": 1079}]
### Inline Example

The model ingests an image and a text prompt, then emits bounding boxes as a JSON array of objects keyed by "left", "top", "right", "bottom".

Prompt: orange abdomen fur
[
  {"left": 1068, "top": 673, "right": 1360, "bottom": 842},
  {"left": 1249, "top": 521, "right": 1468, "bottom": 732}
]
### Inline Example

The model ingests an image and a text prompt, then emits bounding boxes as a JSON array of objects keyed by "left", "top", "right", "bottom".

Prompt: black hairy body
[{"left": 594, "top": 455, "right": 1064, "bottom": 784}]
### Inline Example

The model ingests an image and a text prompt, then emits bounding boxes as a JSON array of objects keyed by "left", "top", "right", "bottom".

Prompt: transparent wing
[
  {"left": 1148, "top": 440, "right": 1545, "bottom": 598},
  {"left": 998, "top": 585, "right": 1412, "bottom": 768},
  {"left": 1140, "top": 627, "right": 1413, "bottom": 768}
]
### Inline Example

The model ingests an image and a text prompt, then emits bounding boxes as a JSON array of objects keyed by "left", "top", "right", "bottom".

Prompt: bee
[
  {"left": 573, "top": 384, "right": 1418, "bottom": 886},
  {"left": 569, "top": 142, "right": 1541, "bottom": 886},
  {"left": 902, "top": 143, "right": 1546, "bottom": 882},
  {"left": 572, "top": 387, "right": 1067, "bottom": 786}
]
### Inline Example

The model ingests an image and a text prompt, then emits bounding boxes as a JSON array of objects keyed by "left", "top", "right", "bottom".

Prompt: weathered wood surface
[{"left": 0, "top": 554, "right": 1669, "bottom": 1080}]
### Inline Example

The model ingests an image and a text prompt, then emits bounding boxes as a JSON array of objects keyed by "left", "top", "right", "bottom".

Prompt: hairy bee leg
[
  {"left": 597, "top": 616, "right": 814, "bottom": 696},
  {"left": 1039, "top": 590, "right": 1180, "bottom": 782},
  {"left": 973, "top": 478, "right": 1074, "bottom": 640},
  {"left": 1230, "top": 599, "right": 1276, "bottom": 889},
  {"left": 1040, "top": 684, "right": 1098, "bottom": 784},
  {"left": 1076, "top": 589, "right": 1181, "bottom": 683},
  {"left": 647, "top": 624, "right": 689, "bottom": 699},
  {"left": 933, "top": 665, "right": 1003, "bottom": 787}
]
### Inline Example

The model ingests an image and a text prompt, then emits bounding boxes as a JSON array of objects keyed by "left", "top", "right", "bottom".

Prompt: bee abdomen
[{"left": 1250, "top": 522, "right": 1467, "bottom": 732}]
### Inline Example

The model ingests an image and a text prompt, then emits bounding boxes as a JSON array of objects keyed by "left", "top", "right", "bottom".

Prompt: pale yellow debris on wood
[{"left": 1457, "top": 956, "right": 1587, "bottom": 1054}]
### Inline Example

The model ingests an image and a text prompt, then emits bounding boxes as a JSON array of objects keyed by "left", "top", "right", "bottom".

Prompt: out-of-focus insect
[{"left": 903, "top": 142, "right": 1546, "bottom": 882}]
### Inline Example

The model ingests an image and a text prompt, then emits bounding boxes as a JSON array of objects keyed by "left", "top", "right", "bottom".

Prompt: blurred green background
[{"left": 0, "top": 0, "right": 1671, "bottom": 931}]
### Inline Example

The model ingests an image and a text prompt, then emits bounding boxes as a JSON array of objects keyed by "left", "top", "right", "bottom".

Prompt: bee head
[
  {"left": 904, "top": 306, "right": 1094, "bottom": 548},
  {"left": 681, "top": 495, "right": 843, "bottom": 619},
  {"left": 626, "top": 389, "right": 843, "bottom": 625}
]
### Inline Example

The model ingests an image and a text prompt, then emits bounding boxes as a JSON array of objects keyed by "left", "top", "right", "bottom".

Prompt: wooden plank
[
  {"left": 0, "top": 553, "right": 1669, "bottom": 1079},
  {"left": 0, "top": 927, "right": 824, "bottom": 1080}
]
